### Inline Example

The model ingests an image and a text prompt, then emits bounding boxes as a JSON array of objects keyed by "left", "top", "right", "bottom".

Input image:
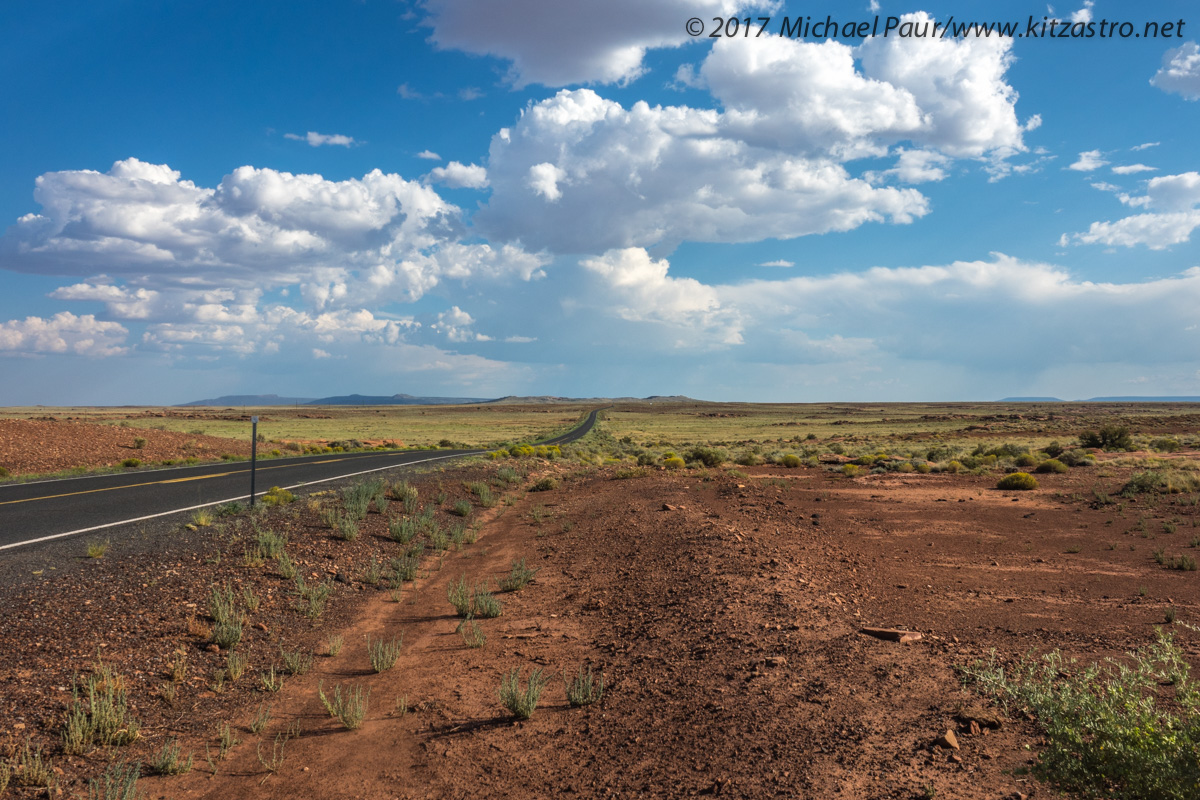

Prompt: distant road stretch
[{"left": 0, "top": 408, "right": 600, "bottom": 552}]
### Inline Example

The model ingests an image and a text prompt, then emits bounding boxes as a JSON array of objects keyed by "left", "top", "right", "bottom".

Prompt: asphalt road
[{"left": 0, "top": 408, "right": 600, "bottom": 552}]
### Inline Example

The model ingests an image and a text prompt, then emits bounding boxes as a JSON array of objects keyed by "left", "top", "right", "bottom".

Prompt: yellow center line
[{"left": 0, "top": 457, "right": 356, "bottom": 506}]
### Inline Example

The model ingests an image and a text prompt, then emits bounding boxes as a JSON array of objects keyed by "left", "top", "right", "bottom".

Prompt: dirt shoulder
[{"left": 3, "top": 461, "right": 1198, "bottom": 799}]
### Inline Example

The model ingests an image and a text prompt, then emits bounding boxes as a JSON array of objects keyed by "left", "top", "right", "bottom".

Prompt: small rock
[
  {"left": 949, "top": 754, "right": 962, "bottom": 764},
  {"left": 765, "top": 656, "right": 787, "bottom": 668},
  {"left": 934, "top": 729, "right": 960, "bottom": 751},
  {"left": 206, "top": 644, "right": 220, "bottom": 653},
  {"left": 255, "top": 622, "right": 269, "bottom": 633}
]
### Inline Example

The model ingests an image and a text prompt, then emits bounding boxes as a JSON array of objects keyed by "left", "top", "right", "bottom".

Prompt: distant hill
[
  {"left": 181, "top": 393, "right": 493, "bottom": 407},
  {"left": 1000, "top": 397, "right": 1063, "bottom": 402},
  {"left": 1086, "top": 396, "right": 1200, "bottom": 402},
  {"left": 182, "top": 393, "right": 701, "bottom": 407},
  {"left": 312, "top": 393, "right": 494, "bottom": 406},
  {"left": 180, "top": 394, "right": 316, "bottom": 406}
]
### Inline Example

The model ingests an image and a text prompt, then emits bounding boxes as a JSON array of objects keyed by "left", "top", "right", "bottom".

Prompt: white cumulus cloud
[
  {"left": 426, "top": 161, "right": 489, "bottom": 189},
  {"left": 420, "top": 0, "right": 768, "bottom": 88},
  {"left": 0, "top": 312, "right": 128, "bottom": 357},
  {"left": 284, "top": 131, "right": 358, "bottom": 147},
  {"left": 1151, "top": 41, "right": 1200, "bottom": 100},
  {"left": 1069, "top": 150, "right": 1107, "bottom": 171},
  {"left": 1066, "top": 171, "right": 1200, "bottom": 249}
]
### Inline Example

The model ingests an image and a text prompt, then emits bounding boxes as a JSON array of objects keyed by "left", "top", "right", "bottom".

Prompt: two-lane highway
[{"left": 0, "top": 408, "right": 600, "bottom": 551}]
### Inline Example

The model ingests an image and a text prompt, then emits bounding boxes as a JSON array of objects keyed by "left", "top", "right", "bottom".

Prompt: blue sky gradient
[{"left": 2, "top": 0, "right": 1198, "bottom": 403}]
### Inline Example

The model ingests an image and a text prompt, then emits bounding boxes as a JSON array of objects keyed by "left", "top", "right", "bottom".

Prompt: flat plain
[{"left": 1, "top": 401, "right": 1198, "bottom": 799}]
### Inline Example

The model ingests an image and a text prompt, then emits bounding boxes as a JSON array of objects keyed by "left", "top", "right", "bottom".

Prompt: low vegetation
[{"left": 498, "top": 667, "right": 550, "bottom": 720}]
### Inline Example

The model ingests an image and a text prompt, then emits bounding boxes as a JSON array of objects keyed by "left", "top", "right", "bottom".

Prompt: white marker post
[{"left": 250, "top": 416, "right": 258, "bottom": 507}]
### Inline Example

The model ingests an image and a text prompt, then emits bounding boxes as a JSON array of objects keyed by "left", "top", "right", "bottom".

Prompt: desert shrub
[
  {"left": 63, "top": 660, "right": 142, "bottom": 753},
  {"left": 942, "top": 460, "right": 964, "bottom": 474},
  {"left": 842, "top": 464, "right": 860, "bottom": 478},
  {"left": 687, "top": 447, "right": 725, "bottom": 467},
  {"left": 284, "top": 441, "right": 301, "bottom": 451},
  {"left": 499, "top": 557, "right": 539, "bottom": 592},
  {"left": 318, "top": 682, "right": 369, "bottom": 730},
  {"left": 367, "top": 636, "right": 403, "bottom": 673},
  {"left": 260, "top": 486, "right": 295, "bottom": 506},
  {"left": 960, "top": 631, "right": 1200, "bottom": 800},
  {"left": 781, "top": 454, "right": 801, "bottom": 468},
  {"left": 1079, "top": 425, "right": 1134, "bottom": 451},
  {"left": 472, "top": 586, "right": 503, "bottom": 618},
  {"left": 530, "top": 477, "right": 558, "bottom": 492},
  {"left": 914, "top": 462, "right": 932, "bottom": 474},
  {"left": 1125, "top": 470, "right": 1200, "bottom": 496},
  {"left": 1151, "top": 438, "right": 1182, "bottom": 453},
  {"left": 926, "top": 445, "right": 957, "bottom": 462},
  {"left": 663, "top": 457, "right": 685, "bottom": 470},
  {"left": 496, "top": 466, "right": 521, "bottom": 484},
  {"left": 1036, "top": 459, "right": 1069, "bottom": 474},
  {"left": 1057, "top": 448, "right": 1096, "bottom": 467},
  {"left": 133, "top": 437, "right": 147, "bottom": 450},
  {"left": 896, "top": 461, "right": 915, "bottom": 474},
  {"left": 0, "top": 466, "right": 9, "bottom": 478},
  {"left": 565, "top": 665, "right": 604, "bottom": 707},
  {"left": 735, "top": 452, "right": 764, "bottom": 466},
  {"left": 121, "top": 458, "right": 141, "bottom": 468},
  {"left": 498, "top": 667, "right": 550, "bottom": 720},
  {"left": 997, "top": 472, "right": 1039, "bottom": 490},
  {"left": 457, "top": 616, "right": 486, "bottom": 649},
  {"left": 208, "top": 584, "right": 243, "bottom": 649},
  {"left": 150, "top": 738, "right": 193, "bottom": 775},
  {"left": 450, "top": 499, "right": 473, "bottom": 517},
  {"left": 1015, "top": 453, "right": 1039, "bottom": 467}
]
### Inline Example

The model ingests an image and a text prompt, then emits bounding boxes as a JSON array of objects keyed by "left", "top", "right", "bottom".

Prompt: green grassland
[
  {"left": 0, "top": 404, "right": 594, "bottom": 450},
  {"left": 601, "top": 401, "right": 1200, "bottom": 455}
]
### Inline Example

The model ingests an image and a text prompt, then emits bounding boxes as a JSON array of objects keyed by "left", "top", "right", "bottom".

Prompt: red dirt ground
[
  {"left": 0, "top": 419, "right": 252, "bottom": 475},
  {"left": 4, "top": 457, "right": 1199, "bottom": 799}
]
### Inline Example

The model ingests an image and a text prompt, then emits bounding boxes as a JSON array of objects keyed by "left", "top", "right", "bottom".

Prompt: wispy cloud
[{"left": 284, "top": 131, "right": 358, "bottom": 147}]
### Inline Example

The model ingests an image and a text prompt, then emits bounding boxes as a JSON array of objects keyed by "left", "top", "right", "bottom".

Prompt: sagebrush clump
[{"left": 997, "top": 472, "right": 1038, "bottom": 490}]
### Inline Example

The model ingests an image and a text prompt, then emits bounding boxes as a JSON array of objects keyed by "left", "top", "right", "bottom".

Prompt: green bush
[
  {"left": 961, "top": 631, "right": 1200, "bottom": 800},
  {"left": 1035, "top": 459, "right": 1069, "bottom": 474},
  {"left": 687, "top": 447, "right": 725, "bottom": 467},
  {"left": 498, "top": 667, "right": 549, "bottom": 720},
  {"left": 1079, "top": 425, "right": 1133, "bottom": 451},
  {"left": 842, "top": 464, "right": 860, "bottom": 477},
  {"left": 0, "top": 466, "right": 9, "bottom": 478},
  {"left": 942, "top": 460, "right": 963, "bottom": 474},
  {"left": 781, "top": 454, "right": 801, "bottom": 468},
  {"left": 1058, "top": 448, "right": 1096, "bottom": 467},
  {"left": 121, "top": 458, "right": 141, "bottom": 468},
  {"left": 1151, "top": 437, "right": 1182, "bottom": 453},
  {"left": 997, "top": 472, "right": 1038, "bottom": 490},
  {"left": 663, "top": 457, "right": 685, "bottom": 470},
  {"left": 530, "top": 477, "right": 558, "bottom": 492},
  {"left": 1015, "top": 453, "right": 1039, "bottom": 467}
]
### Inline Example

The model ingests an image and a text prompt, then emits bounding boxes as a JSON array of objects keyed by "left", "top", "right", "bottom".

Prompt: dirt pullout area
[
  {"left": 4, "top": 462, "right": 1200, "bottom": 799},
  {"left": 0, "top": 418, "right": 251, "bottom": 476}
]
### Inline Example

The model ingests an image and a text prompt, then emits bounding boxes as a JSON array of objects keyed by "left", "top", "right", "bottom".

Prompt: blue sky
[{"left": 2, "top": 0, "right": 1199, "bottom": 404}]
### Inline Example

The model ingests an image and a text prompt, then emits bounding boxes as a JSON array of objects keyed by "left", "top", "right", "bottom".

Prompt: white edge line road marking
[{"left": 0, "top": 452, "right": 479, "bottom": 552}]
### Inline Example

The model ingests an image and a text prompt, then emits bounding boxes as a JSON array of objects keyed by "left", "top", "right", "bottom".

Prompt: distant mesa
[
  {"left": 181, "top": 393, "right": 701, "bottom": 407},
  {"left": 1085, "top": 396, "right": 1200, "bottom": 402},
  {"left": 1000, "top": 396, "right": 1200, "bottom": 403}
]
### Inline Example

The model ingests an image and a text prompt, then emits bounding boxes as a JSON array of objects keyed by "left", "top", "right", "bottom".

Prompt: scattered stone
[
  {"left": 764, "top": 656, "right": 787, "bottom": 668},
  {"left": 956, "top": 708, "right": 1003, "bottom": 730},
  {"left": 860, "top": 627, "right": 922, "bottom": 643},
  {"left": 206, "top": 643, "right": 220, "bottom": 653},
  {"left": 934, "top": 729, "right": 960, "bottom": 751}
]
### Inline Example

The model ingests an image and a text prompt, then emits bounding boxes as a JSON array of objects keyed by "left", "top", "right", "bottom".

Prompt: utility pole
[{"left": 250, "top": 416, "right": 258, "bottom": 507}]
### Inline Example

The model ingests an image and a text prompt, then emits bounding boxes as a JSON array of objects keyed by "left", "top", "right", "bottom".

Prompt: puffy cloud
[
  {"left": 416, "top": 150, "right": 442, "bottom": 160},
  {"left": 1065, "top": 171, "right": 1200, "bottom": 248},
  {"left": 1151, "top": 41, "right": 1200, "bottom": 101},
  {"left": 49, "top": 282, "right": 161, "bottom": 319},
  {"left": 1070, "top": 1, "right": 1095, "bottom": 23},
  {"left": 433, "top": 306, "right": 492, "bottom": 342},
  {"left": 479, "top": 89, "right": 928, "bottom": 253},
  {"left": 284, "top": 131, "right": 358, "bottom": 147},
  {"left": 580, "top": 248, "right": 742, "bottom": 345},
  {"left": 1069, "top": 149, "right": 1107, "bottom": 171},
  {"left": 873, "top": 149, "right": 951, "bottom": 184},
  {"left": 420, "top": 0, "right": 766, "bottom": 87},
  {"left": 0, "top": 158, "right": 543, "bottom": 306},
  {"left": 758, "top": 259, "right": 793, "bottom": 267},
  {"left": 0, "top": 312, "right": 128, "bottom": 357},
  {"left": 1111, "top": 164, "right": 1156, "bottom": 175},
  {"left": 426, "top": 161, "right": 489, "bottom": 189}
]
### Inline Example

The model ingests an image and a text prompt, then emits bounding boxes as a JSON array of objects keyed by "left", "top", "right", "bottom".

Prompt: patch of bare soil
[
  {"left": 0, "top": 419, "right": 251, "bottom": 476},
  {"left": 2, "top": 461, "right": 1199, "bottom": 799}
]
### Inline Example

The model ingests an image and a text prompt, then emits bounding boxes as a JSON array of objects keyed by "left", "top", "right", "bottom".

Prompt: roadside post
[{"left": 250, "top": 416, "right": 258, "bottom": 507}]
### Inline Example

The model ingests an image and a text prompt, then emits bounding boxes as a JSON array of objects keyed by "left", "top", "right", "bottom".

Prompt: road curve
[{"left": 0, "top": 407, "right": 601, "bottom": 552}]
